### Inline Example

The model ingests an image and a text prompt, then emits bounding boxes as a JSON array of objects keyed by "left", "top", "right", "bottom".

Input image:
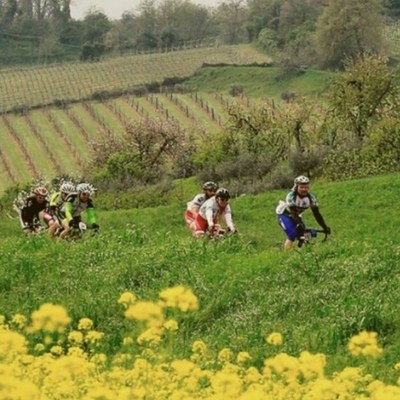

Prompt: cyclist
[
  {"left": 185, "top": 181, "right": 218, "bottom": 228},
  {"left": 276, "top": 175, "right": 331, "bottom": 249},
  {"left": 17, "top": 186, "right": 49, "bottom": 234},
  {"left": 191, "top": 187, "right": 236, "bottom": 238},
  {"left": 59, "top": 183, "right": 99, "bottom": 239},
  {"left": 45, "top": 182, "right": 76, "bottom": 237}
]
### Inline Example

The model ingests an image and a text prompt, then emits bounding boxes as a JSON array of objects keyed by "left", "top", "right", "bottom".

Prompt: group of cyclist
[
  {"left": 185, "top": 175, "right": 331, "bottom": 248},
  {"left": 16, "top": 174, "right": 330, "bottom": 249},
  {"left": 17, "top": 182, "right": 99, "bottom": 239},
  {"left": 185, "top": 182, "right": 237, "bottom": 239}
]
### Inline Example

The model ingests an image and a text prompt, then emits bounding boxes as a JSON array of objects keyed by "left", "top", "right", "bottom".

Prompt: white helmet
[
  {"left": 60, "top": 182, "right": 75, "bottom": 194},
  {"left": 294, "top": 175, "right": 310, "bottom": 185},
  {"left": 76, "top": 183, "right": 95, "bottom": 195}
]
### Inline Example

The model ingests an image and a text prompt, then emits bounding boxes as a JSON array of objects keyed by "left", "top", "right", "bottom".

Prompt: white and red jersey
[
  {"left": 186, "top": 193, "right": 207, "bottom": 211},
  {"left": 198, "top": 196, "right": 235, "bottom": 231}
]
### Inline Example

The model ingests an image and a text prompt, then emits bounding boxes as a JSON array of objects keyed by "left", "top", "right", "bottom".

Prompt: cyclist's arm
[
  {"left": 86, "top": 207, "right": 96, "bottom": 225},
  {"left": 311, "top": 206, "right": 329, "bottom": 231},
  {"left": 20, "top": 199, "right": 34, "bottom": 223},
  {"left": 64, "top": 202, "right": 74, "bottom": 222},
  {"left": 49, "top": 193, "right": 60, "bottom": 213},
  {"left": 222, "top": 206, "right": 235, "bottom": 231}
]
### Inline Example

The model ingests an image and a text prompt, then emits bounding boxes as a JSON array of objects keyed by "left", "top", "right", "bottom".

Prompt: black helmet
[
  {"left": 203, "top": 181, "right": 218, "bottom": 191},
  {"left": 215, "top": 188, "right": 230, "bottom": 200}
]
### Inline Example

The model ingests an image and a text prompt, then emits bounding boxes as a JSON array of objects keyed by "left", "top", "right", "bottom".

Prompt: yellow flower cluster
[
  {"left": 266, "top": 332, "right": 283, "bottom": 346},
  {"left": 28, "top": 303, "right": 71, "bottom": 334},
  {"left": 1, "top": 288, "right": 400, "bottom": 399},
  {"left": 348, "top": 331, "right": 383, "bottom": 358},
  {"left": 159, "top": 285, "right": 199, "bottom": 311}
]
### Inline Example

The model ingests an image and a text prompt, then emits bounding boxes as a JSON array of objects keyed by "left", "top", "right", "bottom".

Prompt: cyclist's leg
[
  {"left": 278, "top": 214, "right": 297, "bottom": 249},
  {"left": 59, "top": 219, "right": 71, "bottom": 239},
  {"left": 48, "top": 215, "right": 62, "bottom": 237},
  {"left": 191, "top": 215, "right": 208, "bottom": 238}
]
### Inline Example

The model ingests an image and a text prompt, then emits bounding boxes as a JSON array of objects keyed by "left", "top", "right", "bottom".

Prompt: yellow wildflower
[
  {"left": 137, "top": 327, "right": 162, "bottom": 347},
  {"left": 123, "top": 336, "right": 134, "bottom": 346},
  {"left": 30, "top": 303, "right": 71, "bottom": 333},
  {"left": 237, "top": 351, "right": 252, "bottom": 365},
  {"left": 159, "top": 285, "right": 199, "bottom": 312},
  {"left": 11, "top": 313, "right": 26, "bottom": 329},
  {"left": 348, "top": 331, "right": 383, "bottom": 358},
  {"left": 218, "top": 348, "right": 233, "bottom": 364},
  {"left": 125, "top": 301, "right": 164, "bottom": 327},
  {"left": 0, "top": 328, "right": 27, "bottom": 362},
  {"left": 211, "top": 369, "right": 243, "bottom": 397},
  {"left": 85, "top": 330, "right": 104, "bottom": 345},
  {"left": 118, "top": 291, "right": 137, "bottom": 309},
  {"left": 170, "top": 359, "right": 196, "bottom": 377},
  {"left": 266, "top": 332, "right": 283, "bottom": 346},
  {"left": 192, "top": 340, "right": 207, "bottom": 354},
  {"left": 68, "top": 330, "right": 84, "bottom": 345},
  {"left": 77, "top": 318, "right": 93, "bottom": 331},
  {"left": 34, "top": 343, "right": 45, "bottom": 353},
  {"left": 163, "top": 319, "right": 179, "bottom": 331},
  {"left": 50, "top": 345, "right": 63, "bottom": 356}
]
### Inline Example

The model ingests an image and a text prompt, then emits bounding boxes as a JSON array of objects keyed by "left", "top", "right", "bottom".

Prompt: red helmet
[{"left": 33, "top": 186, "right": 48, "bottom": 197}]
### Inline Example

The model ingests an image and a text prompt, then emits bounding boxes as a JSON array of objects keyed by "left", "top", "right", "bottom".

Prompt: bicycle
[
  {"left": 205, "top": 226, "right": 237, "bottom": 241},
  {"left": 57, "top": 221, "right": 99, "bottom": 241},
  {"left": 297, "top": 227, "right": 329, "bottom": 248}
]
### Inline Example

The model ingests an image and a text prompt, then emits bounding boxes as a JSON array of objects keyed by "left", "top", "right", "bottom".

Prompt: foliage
[
  {"left": 89, "top": 118, "right": 194, "bottom": 186},
  {"left": 314, "top": 0, "right": 385, "bottom": 69},
  {"left": 79, "top": 42, "right": 106, "bottom": 62},
  {"left": 326, "top": 54, "right": 400, "bottom": 143}
]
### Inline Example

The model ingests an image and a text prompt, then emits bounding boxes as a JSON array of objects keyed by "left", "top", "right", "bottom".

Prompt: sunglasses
[{"left": 36, "top": 195, "right": 46, "bottom": 199}]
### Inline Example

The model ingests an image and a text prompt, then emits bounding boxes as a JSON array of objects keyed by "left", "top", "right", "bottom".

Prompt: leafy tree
[
  {"left": 215, "top": 0, "right": 248, "bottom": 44},
  {"left": 383, "top": 0, "right": 400, "bottom": 17},
  {"left": 134, "top": 0, "right": 158, "bottom": 48},
  {"left": 89, "top": 119, "right": 192, "bottom": 184},
  {"left": 327, "top": 55, "right": 400, "bottom": 143},
  {"left": 278, "top": 0, "right": 322, "bottom": 40},
  {"left": 256, "top": 27, "right": 278, "bottom": 52},
  {"left": 158, "top": 0, "right": 212, "bottom": 43},
  {"left": 314, "top": 0, "right": 385, "bottom": 69},
  {"left": 246, "top": 0, "right": 282, "bottom": 42},
  {"left": 82, "top": 10, "right": 111, "bottom": 44},
  {"left": 0, "top": 0, "right": 18, "bottom": 28}
]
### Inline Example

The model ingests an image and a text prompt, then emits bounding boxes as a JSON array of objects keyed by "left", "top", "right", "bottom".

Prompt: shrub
[
  {"left": 132, "top": 85, "right": 149, "bottom": 97},
  {"left": 229, "top": 84, "right": 244, "bottom": 97}
]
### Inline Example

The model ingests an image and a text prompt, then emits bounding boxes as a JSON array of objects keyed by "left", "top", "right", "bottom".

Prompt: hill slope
[
  {"left": 0, "top": 44, "right": 271, "bottom": 114},
  {"left": 0, "top": 65, "right": 335, "bottom": 195},
  {"left": 1, "top": 173, "right": 399, "bottom": 381}
]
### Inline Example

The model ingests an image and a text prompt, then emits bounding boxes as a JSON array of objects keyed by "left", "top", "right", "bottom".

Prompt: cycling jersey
[
  {"left": 198, "top": 196, "right": 235, "bottom": 231},
  {"left": 276, "top": 191, "right": 318, "bottom": 217},
  {"left": 186, "top": 193, "right": 207, "bottom": 210},
  {"left": 276, "top": 189, "right": 329, "bottom": 242},
  {"left": 20, "top": 195, "right": 49, "bottom": 226},
  {"left": 60, "top": 194, "right": 96, "bottom": 225}
]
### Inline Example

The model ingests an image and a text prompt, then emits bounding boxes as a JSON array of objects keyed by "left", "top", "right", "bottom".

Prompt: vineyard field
[
  {"left": 0, "top": 92, "right": 238, "bottom": 194},
  {"left": 0, "top": 45, "right": 271, "bottom": 114}
]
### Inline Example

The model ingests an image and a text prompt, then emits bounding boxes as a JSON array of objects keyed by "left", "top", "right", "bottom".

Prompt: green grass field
[{"left": 1, "top": 173, "right": 399, "bottom": 385}]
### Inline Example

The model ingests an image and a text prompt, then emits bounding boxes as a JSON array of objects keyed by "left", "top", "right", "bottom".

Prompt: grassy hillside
[
  {"left": 185, "top": 66, "right": 336, "bottom": 98},
  {"left": 1, "top": 173, "right": 400, "bottom": 387}
]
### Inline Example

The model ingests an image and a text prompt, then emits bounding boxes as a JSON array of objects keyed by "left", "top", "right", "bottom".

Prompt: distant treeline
[{"left": 0, "top": 0, "right": 399, "bottom": 69}]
